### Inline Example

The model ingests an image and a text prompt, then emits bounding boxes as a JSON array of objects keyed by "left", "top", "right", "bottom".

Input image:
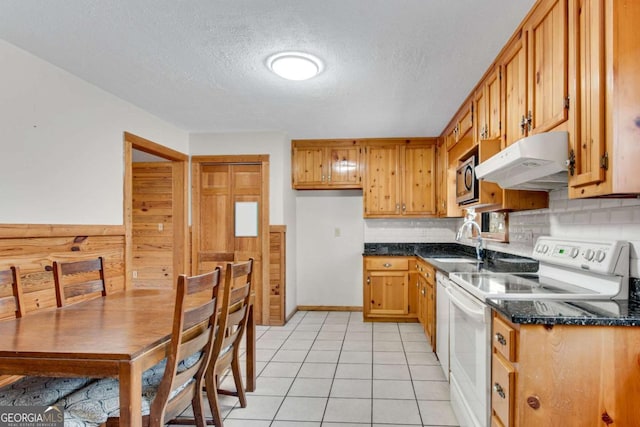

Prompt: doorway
[{"left": 123, "top": 132, "right": 188, "bottom": 289}]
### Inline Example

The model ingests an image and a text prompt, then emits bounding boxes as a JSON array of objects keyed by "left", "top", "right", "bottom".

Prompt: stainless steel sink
[{"left": 430, "top": 258, "right": 481, "bottom": 264}]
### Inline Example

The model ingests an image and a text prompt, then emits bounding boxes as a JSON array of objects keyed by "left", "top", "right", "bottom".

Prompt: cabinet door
[
  {"left": 502, "top": 31, "right": 529, "bottom": 146},
  {"left": 292, "top": 146, "right": 325, "bottom": 187},
  {"left": 368, "top": 271, "right": 409, "bottom": 315},
  {"left": 474, "top": 86, "right": 487, "bottom": 143},
  {"left": 436, "top": 142, "right": 447, "bottom": 216},
  {"left": 364, "top": 145, "right": 401, "bottom": 216},
  {"left": 426, "top": 282, "right": 435, "bottom": 348},
  {"left": 527, "top": 0, "right": 568, "bottom": 134},
  {"left": 569, "top": 0, "right": 605, "bottom": 189},
  {"left": 457, "top": 103, "right": 474, "bottom": 141},
  {"left": 486, "top": 67, "right": 502, "bottom": 140},
  {"left": 403, "top": 144, "right": 436, "bottom": 216},
  {"left": 328, "top": 145, "right": 360, "bottom": 187}
]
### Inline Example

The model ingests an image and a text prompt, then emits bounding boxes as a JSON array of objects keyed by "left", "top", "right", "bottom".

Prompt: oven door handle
[{"left": 446, "top": 286, "right": 487, "bottom": 323}]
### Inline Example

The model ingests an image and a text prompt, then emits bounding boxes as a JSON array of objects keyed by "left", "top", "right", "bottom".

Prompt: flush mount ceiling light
[{"left": 267, "top": 52, "right": 323, "bottom": 81}]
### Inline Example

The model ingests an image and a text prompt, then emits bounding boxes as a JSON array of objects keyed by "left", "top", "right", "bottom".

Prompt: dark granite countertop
[
  {"left": 488, "top": 297, "right": 640, "bottom": 326},
  {"left": 364, "top": 243, "right": 640, "bottom": 326},
  {"left": 363, "top": 242, "right": 539, "bottom": 274}
]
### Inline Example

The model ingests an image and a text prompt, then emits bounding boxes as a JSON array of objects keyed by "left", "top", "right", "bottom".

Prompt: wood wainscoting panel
[
  {"left": 269, "top": 225, "right": 286, "bottom": 325},
  {"left": 0, "top": 225, "right": 125, "bottom": 313}
]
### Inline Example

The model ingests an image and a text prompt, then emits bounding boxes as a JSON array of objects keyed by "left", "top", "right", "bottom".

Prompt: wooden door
[
  {"left": 292, "top": 146, "right": 325, "bottom": 187},
  {"left": 403, "top": 144, "right": 436, "bottom": 216},
  {"left": 368, "top": 271, "right": 408, "bottom": 315},
  {"left": 502, "top": 31, "right": 529, "bottom": 146},
  {"left": 569, "top": 0, "right": 605, "bottom": 189},
  {"left": 527, "top": 0, "right": 568, "bottom": 134},
  {"left": 192, "top": 156, "right": 269, "bottom": 325},
  {"left": 364, "top": 144, "right": 401, "bottom": 217},
  {"left": 486, "top": 67, "right": 503, "bottom": 140},
  {"left": 328, "top": 145, "right": 360, "bottom": 187}
]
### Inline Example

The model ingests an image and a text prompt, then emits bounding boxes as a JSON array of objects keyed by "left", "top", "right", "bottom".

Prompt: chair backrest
[
  {"left": 212, "top": 258, "right": 254, "bottom": 372},
  {"left": 149, "top": 267, "right": 222, "bottom": 426},
  {"left": 0, "top": 266, "right": 25, "bottom": 321},
  {"left": 52, "top": 257, "right": 107, "bottom": 307}
]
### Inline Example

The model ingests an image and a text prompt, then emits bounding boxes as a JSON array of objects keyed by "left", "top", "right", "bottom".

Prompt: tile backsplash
[{"left": 364, "top": 190, "right": 640, "bottom": 277}]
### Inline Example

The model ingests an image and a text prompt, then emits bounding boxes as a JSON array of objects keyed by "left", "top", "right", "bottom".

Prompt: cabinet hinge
[
  {"left": 601, "top": 152, "right": 609, "bottom": 170},
  {"left": 568, "top": 149, "right": 576, "bottom": 176},
  {"left": 564, "top": 96, "right": 570, "bottom": 110}
]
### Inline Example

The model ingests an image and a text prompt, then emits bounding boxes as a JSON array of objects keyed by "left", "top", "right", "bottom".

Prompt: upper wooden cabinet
[
  {"left": 475, "top": 66, "right": 502, "bottom": 143},
  {"left": 567, "top": 0, "right": 640, "bottom": 198},
  {"left": 363, "top": 139, "right": 437, "bottom": 218},
  {"left": 527, "top": 0, "right": 568, "bottom": 133},
  {"left": 446, "top": 100, "right": 474, "bottom": 151},
  {"left": 291, "top": 139, "right": 362, "bottom": 189},
  {"left": 500, "top": 0, "right": 568, "bottom": 147}
]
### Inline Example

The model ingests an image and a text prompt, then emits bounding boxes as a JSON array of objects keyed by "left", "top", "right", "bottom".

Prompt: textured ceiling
[{"left": 0, "top": 0, "right": 535, "bottom": 139}]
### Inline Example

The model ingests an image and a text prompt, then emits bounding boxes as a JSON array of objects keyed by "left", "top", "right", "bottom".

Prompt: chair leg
[
  {"left": 205, "top": 370, "right": 224, "bottom": 427},
  {"left": 192, "top": 380, "right": 207, "bottom": 427},
  {"left": 230, "top": 356, "right": 247, "bottom": 408}
]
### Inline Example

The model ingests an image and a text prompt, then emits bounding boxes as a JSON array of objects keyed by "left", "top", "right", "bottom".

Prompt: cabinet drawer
[
  {"left": 492, "top": 353, "right": 515, "bottom": 427},
  {"left": 366, "top": 258, "right": 409, "bottom": 270},
  {"left": 493, "top": 315, "right": 516, "bottom": 362}
]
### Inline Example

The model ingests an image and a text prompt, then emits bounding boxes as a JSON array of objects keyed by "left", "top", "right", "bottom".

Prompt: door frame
[
  {"left": 191, "top": 154, "right": 270, "bottom": 325},
  {"left": 123, "top": 132, "right": 189, "bottom": 289}
]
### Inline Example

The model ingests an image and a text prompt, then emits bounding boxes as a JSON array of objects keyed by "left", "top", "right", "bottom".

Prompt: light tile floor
[{"left": 182, "top": 310, "right": 459, "bottom": 427}]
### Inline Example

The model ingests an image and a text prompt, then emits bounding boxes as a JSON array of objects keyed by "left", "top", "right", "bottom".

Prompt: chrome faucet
[{"left": 456, "top": 210, "right": 484, "bottom": 261}]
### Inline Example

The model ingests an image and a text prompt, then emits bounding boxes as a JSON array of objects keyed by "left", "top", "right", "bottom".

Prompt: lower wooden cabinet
[
  {"left": 491, "top": 312, "right": 640, "bottom": 426},
  {"left": 415, "top": 259, "right": 436, "bottom": 349},
  {"left": 363, "top": 256, "right": 416, "bottom": 322}
]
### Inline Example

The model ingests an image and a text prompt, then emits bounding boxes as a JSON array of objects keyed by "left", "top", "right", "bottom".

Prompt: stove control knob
[
  {"left": 570, "top": 247, "right": 579, "bottom": 258},
  {"left": 535, "top": 244, "right": 543, "bottom": 253},
  {"left": 584, "top": 249, "right": 595, "bottom": 261},
  {"left": 596, "top": 250, "right": 606, "bottom": 262},
  {"left": 541, "top": 244, "right": 549, "bottom": 254}
]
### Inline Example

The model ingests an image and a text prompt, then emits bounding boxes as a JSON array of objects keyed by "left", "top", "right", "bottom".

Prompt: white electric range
[{"left": 445, "top": 237, "right": 630, "bottom": 427}]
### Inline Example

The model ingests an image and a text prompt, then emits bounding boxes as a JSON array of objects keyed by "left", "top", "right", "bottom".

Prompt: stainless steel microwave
[{"left": 456, "top": 156, "right": 479, "bottom": 205}]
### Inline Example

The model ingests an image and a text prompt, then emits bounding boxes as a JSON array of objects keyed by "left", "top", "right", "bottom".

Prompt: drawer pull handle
[
  {"left": 495, "top": 332, "right": 507, "bottom": 346},
  {"left": 383, "top": 263, "right": 392, "bottom": 268},
  {"left": 493, "top": 383, "right": 506, "bottom": 399}
]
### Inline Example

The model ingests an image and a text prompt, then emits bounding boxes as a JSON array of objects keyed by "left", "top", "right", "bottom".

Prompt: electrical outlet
[
  {"left": 334, "top": 227, "right": 341, "bottom": 237},
  {"left": 132, "top": 270, "right": 138, "bottom": 279},
  {"left": 158, "top": 223, "right": 164, "bottom": 231},
  {"left": 523, "top": 229, "right": 534, "bottom": 241}
]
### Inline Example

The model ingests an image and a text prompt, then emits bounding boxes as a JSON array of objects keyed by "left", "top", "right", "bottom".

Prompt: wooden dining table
[{"left": 0, "top": 288, "right": 256, "bottom": 427}]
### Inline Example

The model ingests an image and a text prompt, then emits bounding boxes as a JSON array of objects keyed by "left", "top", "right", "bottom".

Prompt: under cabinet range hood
[{"left": 475, "top": 131, "right": 569, "bottom": 190}]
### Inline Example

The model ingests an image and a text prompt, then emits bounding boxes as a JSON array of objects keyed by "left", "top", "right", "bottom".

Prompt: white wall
[
  {"left": 189, "top": 131, "right": 298, "bottom": 316},
  {"left": 0, "top": 40, "right": 188, "bottom": 225},
  {"left": 296, "top": 190, "right": 364, "bottom": 306}
]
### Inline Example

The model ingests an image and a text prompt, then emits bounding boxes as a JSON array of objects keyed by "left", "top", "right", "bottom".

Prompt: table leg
[
  {"left": 246, "top": 303, "right": 256, "bottom": 392},
  {"left": 119, "top": 361, "right": 143, "bottom": 427}
]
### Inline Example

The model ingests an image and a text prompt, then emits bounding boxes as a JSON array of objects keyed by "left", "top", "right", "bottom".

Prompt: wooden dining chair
[
  {"left": 60, "top": 268, "right": 222, "bottom": 427},
  {"left": 0, "top": 266, "right": 95, "bottom": 405},
  {"left": 0, "top": 266, "right": 26, "bottom": 388},
  {"left": 0, "top": 266, "right": 25, "bottom": 321},
  {"left": 205, "top": 258, "right": 254, "bottom": 427},
  {"left": 52, "top": 257, "right": 107, "bottom": 307}
]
